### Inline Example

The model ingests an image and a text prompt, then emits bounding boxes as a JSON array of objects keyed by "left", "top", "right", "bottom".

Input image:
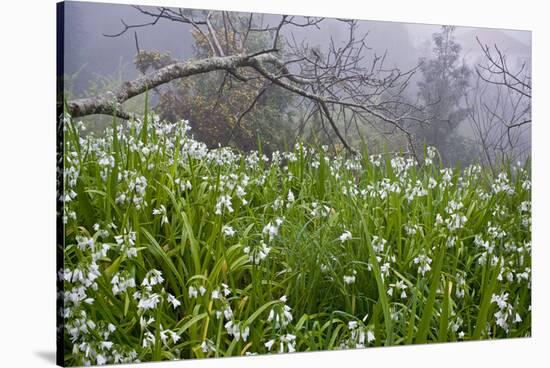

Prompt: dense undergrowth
[{"left": 61, "top": 113, "right": 531, "bottom": 366}]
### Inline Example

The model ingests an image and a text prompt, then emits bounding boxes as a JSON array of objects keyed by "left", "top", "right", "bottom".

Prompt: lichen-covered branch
[{"left": 65, "top": 54, "right": 257, "bottom": 118}]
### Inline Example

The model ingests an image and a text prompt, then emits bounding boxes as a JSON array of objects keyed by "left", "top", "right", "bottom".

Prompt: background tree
[
  {"left": 415, "top": 26, "right": 473, "bottom": 165},
  {"left": 134, "top": 13, "right": 296, "bottom": 152}
]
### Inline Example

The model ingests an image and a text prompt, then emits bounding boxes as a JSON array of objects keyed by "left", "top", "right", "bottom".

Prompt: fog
[
  {"left": 63, "top": 1, "right": 529, "bottom": 93},
  {"left": 61, "top": 1, "right": 531, "bottom": 167}
]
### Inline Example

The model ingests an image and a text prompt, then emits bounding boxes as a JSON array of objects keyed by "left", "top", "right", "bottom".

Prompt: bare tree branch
[
  {"left": 103, "top": 7, "right": 167, "bottom": 37},
  {"left": 475, "top": 37, "right": 531, "bottom": 99},
  {"left": 68, "top": 7, "right": 426, "bottom": 155}
]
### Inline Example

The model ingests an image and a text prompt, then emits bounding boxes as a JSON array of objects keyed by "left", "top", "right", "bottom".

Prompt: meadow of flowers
[{"left": 60, "top": 112, "right": 531, "bottom": 366}]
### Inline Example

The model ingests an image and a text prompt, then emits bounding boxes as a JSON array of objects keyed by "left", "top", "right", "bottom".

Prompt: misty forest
[{"left": 59, "top": 2, "right": 531, "bottom": 366}]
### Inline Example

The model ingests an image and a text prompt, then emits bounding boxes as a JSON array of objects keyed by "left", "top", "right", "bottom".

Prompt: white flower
[
  {"left": 138, "top": 293, "right": 161, "bottom": 310},
  {"left": 168, "top": 330, "right": 180, "bottom": 344},
  {"left": 366, "top": 330, "right": 375, "bottom": 343},
  {"left": 201, "top": 340, "right": 216, "bottom": 353},
  {"left": 446, "top": 236, "right": 457, "bottom": 248},
  {"left": 248, "top": 241, "right": 271, "bottom": 264},
  {"left": 142, "top": 331, "right": 156, "bottom": 348},
  {"left": 100, "top": 341, "right": 113, "bottom": 350},
  {"left": 152, "top": 205, "right": 168, "bottom": 225},
  {"left": 215, "top": 195, "right": 233, "bottom": 215},
  {"left": 96, "top": 354, "right": 107, "bottom": 365},
  {"left": 141, "top": 270, "right": 164, "bottom": 287},
  {"left": 445, "top": 213, "right": 467, "bottom": 232},
  {"left": 222, "top": 283, "right": 231, "bottom": 296},
  {"left": 272, "top": 197, "right": 283, "bottom": 210},
  {"left": 371, "top": 235, "right": 387, "bottom": 252},
  {"left": 427, "top": 146, "right": 437, "bottom": 159},
  {"left": 370, "top": 154, "right": 382, "bottom": 167},
  {"left": 413, "top": 254, "right": 432, "bottom": 276},
  {"left": 242, "top": 326, "right": 250, "bottom": 341},
  {"left": 441, "top": 168, "right": 453, "bottom": 183},
  {"left": 222, "top": 225, "right": 236, "bottom": 237},
  {"left": 491, "top": 293, "right": 509, "bottom": 309},
  {"left": 388, "top": 280, "right": 408, "bottom": 299},
  {"left": 159, "top": 330, "right": 168, "bottom": 343},
  {"left": 343, "top": 275, "right": 356, "bottom": 285},
  {"left": 125, "top": 247, "right": 138, "bottom": 258},
  {"left": 224, "top": 321, "right": 249, "bottom": 342},
  {"left": 265, "top": 339, "right": 276, "bottom": 350},
  {"left": 287, "top": 190, "right": 295, "bottom": 203},
  {"left": 267, "top": 301, "right": 293, "bottom": 329},
  {"left": 262, "top": 220, "right": 281, "bottom": 242},
  {"left": 167, "top": 293, "right": 181, "bottom": 309},
  {"left": 176, "top": 178, "right": 193, "bottom": 192},
  {"left": 140, "top": 316, "right": 155, "bottom": 329},
  {"left": 310, "top": 202, "right": 331, "bottom": 217},
  {"left": 339, "top": 230, "right": 352, "bottom": 243},
  {"left": 281, "top": 334, "right": 296, "bottom": 353},
  {"left": 188, "top": 286, "right": 198, "bottom": 299},
  {"left": 111, "top": 272, "right": 136, "bottom": 295},
  {"left": 222, "top": 305, "right": 233, "bottom": 320},
  {"left": 236, "top": 186, "right": 247, "bottom": 201}
]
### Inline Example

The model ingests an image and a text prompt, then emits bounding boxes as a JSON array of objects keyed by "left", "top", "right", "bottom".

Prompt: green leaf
[
  {"left": 415, "top": 244, "right": 446, "bottom": 344},
  {"left": 141, "top": 227, "right": 185, "bottom": 295},
  {"left": 472, "top": 258, "right": 502, "bottom": 340},
  {"left": 360, "top": 216, "right": 393, "bottom": 345}
]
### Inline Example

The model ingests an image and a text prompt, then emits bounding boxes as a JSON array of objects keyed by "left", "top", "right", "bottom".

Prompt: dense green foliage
[{"left": 62, "top": 112, "right": 531, "bottom": 366}]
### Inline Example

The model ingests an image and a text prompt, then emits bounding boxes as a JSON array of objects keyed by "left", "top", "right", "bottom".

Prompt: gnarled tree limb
[
  {"left": 65, "top": 54, "right": 257, "bottom": 119},
  {"left": 66, "top": 8, "right": 427, "bottom": 155}
]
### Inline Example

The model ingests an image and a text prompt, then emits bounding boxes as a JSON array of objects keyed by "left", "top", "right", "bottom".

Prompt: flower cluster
[{"left": 61, "top": 113, "right": 531, "bottom": 363}]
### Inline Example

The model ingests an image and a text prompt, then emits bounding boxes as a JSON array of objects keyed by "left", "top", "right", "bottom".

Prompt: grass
[{"left": 61, "top": 112, "right": 531, "bottom": 366}]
